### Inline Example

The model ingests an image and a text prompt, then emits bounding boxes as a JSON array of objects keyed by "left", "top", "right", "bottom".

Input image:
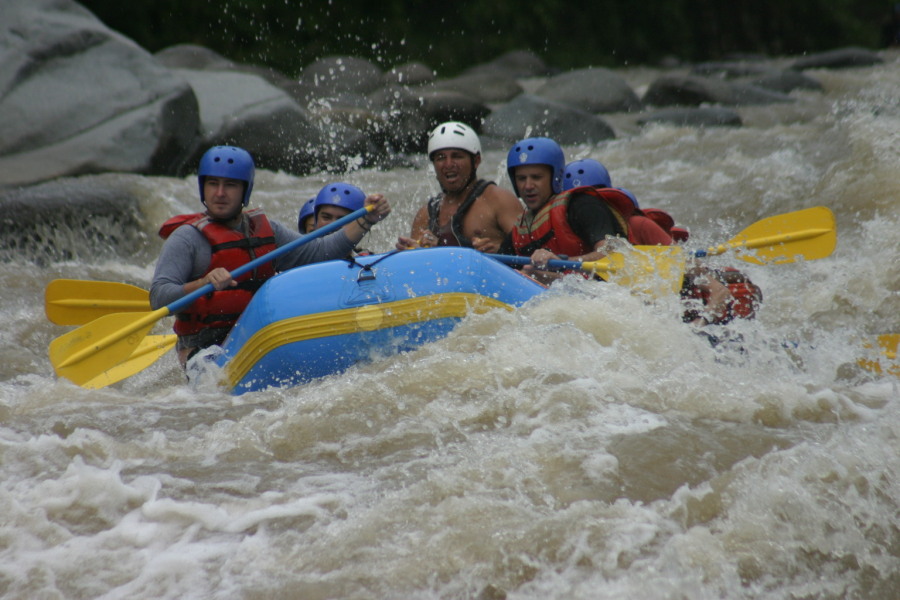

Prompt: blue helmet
[
  {"left": 563, "top": 159, "right": 612, "bottom": 190},
  {"left": 198, "top": 145, "right": 255, "bottom": 206},
  {"left": 314, "top": 182, "right": 366, "bottom": 214},
  {"left": 506, "top": 137, "right": 565, "bottom": 196},
  {"left": 297, "top": 197, "right": 315, "bottom": 231},
  {"left": 617, "top": 187, "right": 639, "bottom": 208}
]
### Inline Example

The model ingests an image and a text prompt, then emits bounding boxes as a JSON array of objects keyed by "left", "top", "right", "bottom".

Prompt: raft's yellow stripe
[{"left": 224, "top": 293, "right": 511, "bottom": 388}]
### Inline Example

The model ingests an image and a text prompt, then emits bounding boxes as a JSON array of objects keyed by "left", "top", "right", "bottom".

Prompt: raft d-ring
[{"left": 357, "top": 266, "right": 377, "bottom": 283}]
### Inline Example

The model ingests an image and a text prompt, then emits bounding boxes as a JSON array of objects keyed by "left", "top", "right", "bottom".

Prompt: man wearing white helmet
[{"left": 396, "top": 121, "right": 523, "bottom": 253}]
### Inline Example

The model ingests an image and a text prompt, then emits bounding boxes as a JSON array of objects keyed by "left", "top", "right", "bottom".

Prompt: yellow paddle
[
  {"left": 48, "top": 207, "right": 838, "bottom": 325},
  {"left": 492, "top": 245, "right": 686, "bottom": 295},
  {"left": 45, "top": 279, "right": 152, "bottom": 325},
  {"left": 492, "top": 206, "right": 837, "bottom": 294},
  {"left": 49, "top": 205, "right": 374, "bottom": 387},
  {"left": 46, "top": 280, "right": 178, "bottom": 386},
  {"left": 857, "top": 334, "right": 899, "bottom": 377},
  {"left": 696, "top": 206, "right": 836, "bottom": 264},
  {"left": 81, "top": 334, "right": 177, "bottom": 389}
]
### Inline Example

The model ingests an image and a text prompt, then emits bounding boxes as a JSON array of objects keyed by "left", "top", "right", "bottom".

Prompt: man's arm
[
  {"left": 276, "top": 193, "right": 391, "bottom": 266},
  {"left": 150, "top": 226, "right": 210, "bottom": 309},
  {"left": 396, "top": 204, "right": 433, "bottom": 249},
  {"left": 469, "top": 186, "right": 522, "bottom": 253},
  {"left": 488, "top": 186, "right": 524, "bottom": 235}
]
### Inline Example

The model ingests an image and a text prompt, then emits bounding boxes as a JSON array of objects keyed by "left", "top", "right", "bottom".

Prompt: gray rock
[
  {"left": 429, "top": 72, "right": 523, "bottom": 104},
  {"left": 0, "top": 174, "right": 145, "bottom": 263},
  {"left": 367, "top": 85, "right": 430, "bottom": 152},
  {"left": 789, "top": 47, "right": 883, "bottom": 70},
  {"left": 461, "top": 49, "right": 551, "bottom": 79},
  {"left": 691, "top": 61, "right": 772, "bottom": 78},
  {"left": 155, "top": 43, "right": 237, "bottom": 70},
  {"left": 729, "top": 82, "right": 795, "bottom": 104},
  {"left": 691, "top": 60, "right": 823, "bottom": 93},
  {"left": 172, "top": 68, "right": 367, "bottom": 175},
  {"left": 383, "top": 62, "right": 435, "bottom": 86},
  {"left": 482, "top": 94, "right": 615, "bottom": 145},
  {"left": 411, "top": 89, "right": 492, "bottom": 132},
  {"left": 643, "top": 75, "right": 734, "bottom": 106},
  {"left": 300, "top": 55, "right": 384, "bottom": 95},
  {"left": 637, "top": 107, "right": 743, "bottom": 127},
  {"left": 745, "top": 70, "right": 823, "bottom": 93},
  {"left": 535, "top": 67, "right": 642, "bottom": 113},
  {"left": 643, "top": 74, "right": 793, "bottom": 107},
  {"left": 158, "top": 44, "right": 296, "bottom": 92},
  {"left": 0, "top": 0, "right": 199, "bottom": 188}
]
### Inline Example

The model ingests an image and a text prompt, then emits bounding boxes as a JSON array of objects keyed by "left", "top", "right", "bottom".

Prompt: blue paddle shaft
[
  {"left": 168, "top": 205, "right": 371, "bottom": 314},
  {"left": 490, "top": 254, "right": 585, "bottom": 271}
]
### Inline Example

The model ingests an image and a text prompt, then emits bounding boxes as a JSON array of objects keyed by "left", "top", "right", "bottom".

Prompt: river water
[{"left": 2, "top": 52, "right": 899, "bottom": 599}]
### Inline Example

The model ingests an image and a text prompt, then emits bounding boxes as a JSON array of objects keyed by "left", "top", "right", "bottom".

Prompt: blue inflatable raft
[{"left": 215, "top": 247, "right": 546, "bottom": 394}]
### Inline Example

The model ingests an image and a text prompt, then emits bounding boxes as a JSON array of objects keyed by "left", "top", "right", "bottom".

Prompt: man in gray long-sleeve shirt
[{"left": 150, "top": 146, "right": 391, "bottom": 367}]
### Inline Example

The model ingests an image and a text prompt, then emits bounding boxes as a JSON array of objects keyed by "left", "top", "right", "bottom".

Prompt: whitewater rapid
[{"left": 1, "top": 52, "right": 898, "bottom": 599}]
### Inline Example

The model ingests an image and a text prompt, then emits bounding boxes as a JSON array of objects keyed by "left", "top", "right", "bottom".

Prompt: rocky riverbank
[{"left": 0, "top": 0, "right": 888, "bottom": 258}]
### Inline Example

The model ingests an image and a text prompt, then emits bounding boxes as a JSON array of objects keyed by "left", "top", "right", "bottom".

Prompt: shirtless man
[{"left": 396, "top": 121, "right": 523, "bottom": 253}]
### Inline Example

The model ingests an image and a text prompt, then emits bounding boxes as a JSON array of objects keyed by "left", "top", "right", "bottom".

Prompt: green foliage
[{"left": 80, "top": 0, "right": 891, "bottom": 76}]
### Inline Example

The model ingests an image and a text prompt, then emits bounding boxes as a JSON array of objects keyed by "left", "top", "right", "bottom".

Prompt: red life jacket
[
  {"left": 642, "top": 208, "right": 690, "bottom": 242},
  {"left": 511, "top": 186, "right": 673, "bottom": 257},
  {"left": 681, "top": 268, "right": 763, "bottom": 325},
  {"left": 158, "top": 208, "right": 277, "bottom": 336}
]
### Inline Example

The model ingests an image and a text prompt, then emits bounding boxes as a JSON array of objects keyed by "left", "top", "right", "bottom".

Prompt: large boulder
[
  {"left": 155, "top": 43, "right": 297, "bottom": 92},
  {"left": 299, "top": 55, "right": 385, "bottom": 96},
  {"left": 0, "top": 0, "right": 199, "bottom": 189},
  {"left": 173, "top": 68, "right": 378, "bottom": 175},
  {"left": 411, "top": 89, "right": 492, "bottom": 132},
  {"left": 643, "top": 74, "right": 793, "bottom": 107},
  {"left": 0, "top": 174, "right": 146, "bottom": 263},
  {"left": 789, "top": 47, "right": 883, "bottom": 70},
  {"left": 690, "top": 60, "right": 823, "bottom": 94},
  {"left": 744, "top": 70, "right": 823, "bottom": 93},
  {"left": 534, "top": 67, "right": 643, "bottom": 113},
  {"left": 429, "top": 72, "right": 524, "bottom": 104},
  {"left": 367, "top": 85, "right": 431, "bottom": 152},
  {"left": 482, "top": 94, "right": 615, "bottom": 145},
  {"left": 154, "top": 43, "right": 238, "bottom": 70},
  {"left": 383, "top": 62, "right": 435, "bottom": 86},
  {"left": 637, "top": 107, "right": 743, "bottom": 128}
]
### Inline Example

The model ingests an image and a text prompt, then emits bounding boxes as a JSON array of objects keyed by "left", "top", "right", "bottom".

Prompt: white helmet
[{"left": 427, "top": 121, "right": 481, "bottom": 159}]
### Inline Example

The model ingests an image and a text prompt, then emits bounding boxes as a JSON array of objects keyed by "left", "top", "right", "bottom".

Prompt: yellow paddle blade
[
  {"left": 857, "top": 334, "right": 899, "bottom": 377},
  {"left": 582, "top": 245, "right": 686, "bottom": 296},
  {"left": 49, "top": 308, "right": 170, "bottom": 387},
  {"left": 45, "top": 279, "right": 151, "bottom": 325},
  {"left": 706, "top": 206, "right": 836, "bottom": 265},
  {"left": 81, "top": 334, "right": 177, "bottom": 389}
]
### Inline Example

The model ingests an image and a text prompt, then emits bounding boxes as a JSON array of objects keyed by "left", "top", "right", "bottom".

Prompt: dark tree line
[{"left": 80, "top": 0, "right": 893, "bottom": 76}]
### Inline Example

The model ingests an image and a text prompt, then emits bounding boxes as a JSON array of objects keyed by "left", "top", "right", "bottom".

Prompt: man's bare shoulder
[{"left": 480, "top": 183, "right": 522, "bottom": 207}]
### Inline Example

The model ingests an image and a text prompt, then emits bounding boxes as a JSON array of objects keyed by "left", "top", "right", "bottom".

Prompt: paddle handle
[{"left": 167, "top": 205, "right": 373, "bottom": 314}]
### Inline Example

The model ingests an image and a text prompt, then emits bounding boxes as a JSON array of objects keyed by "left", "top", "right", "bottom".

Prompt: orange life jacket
[
  {"left": 158, "top": 208, "right": 277, "bottom": 336},
  {"left": 681, "top": 267, "right": 763, "bottom": 325},
  {"left": 510, "top": 186, "right": 673, "bottom": 257}
]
